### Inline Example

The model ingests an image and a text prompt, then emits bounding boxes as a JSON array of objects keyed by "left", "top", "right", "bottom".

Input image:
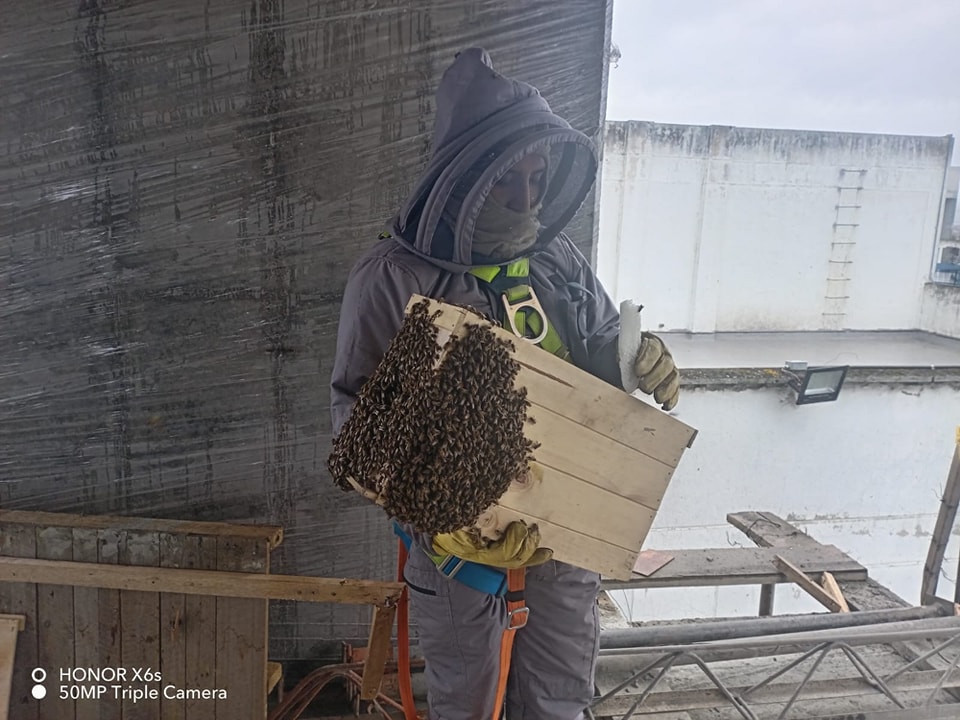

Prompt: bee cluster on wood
[{"left": 328, "top": 299, "right": 538, "bottom": 534}]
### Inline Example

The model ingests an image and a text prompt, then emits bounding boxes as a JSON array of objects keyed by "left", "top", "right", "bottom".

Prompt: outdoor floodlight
[{"left": 781, "top": 362, "right": 849, "bottom": 406}]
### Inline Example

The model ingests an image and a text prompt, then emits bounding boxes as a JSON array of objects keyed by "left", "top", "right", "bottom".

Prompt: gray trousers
[{"left": 403, "top": 545, "right": 601, "bottom": 720}]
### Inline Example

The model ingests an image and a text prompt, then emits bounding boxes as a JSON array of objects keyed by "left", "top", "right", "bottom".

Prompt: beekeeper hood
[{"left": 391, "top": 48, "right": 598, "bottom": 269}]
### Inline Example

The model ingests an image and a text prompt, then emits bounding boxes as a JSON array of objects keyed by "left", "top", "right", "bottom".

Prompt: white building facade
[
  {"left": 598, "top": 122, "right": 955, "bottom": 334},
  {"left": 597, "top": 122, "right": 960, "bottom": 622}
]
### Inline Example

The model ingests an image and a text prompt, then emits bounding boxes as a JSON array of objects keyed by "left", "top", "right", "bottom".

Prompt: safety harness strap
[
  {"left": 470, "top": 259, "right": 571, "bottom": 361},
  {"left": 491, "top": 568, "right": 527, "bottom": 720}
]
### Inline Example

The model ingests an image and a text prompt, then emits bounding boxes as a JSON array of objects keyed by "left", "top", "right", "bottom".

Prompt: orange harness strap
[
  {"left": 397, "top": 539, "right": 420, "bottom": 720},
  {"left": 396, "top": 542, "right": 527, "bottom": 720},
  {"left": 491, "top": 567, "right": 527, "bottom": 720}
]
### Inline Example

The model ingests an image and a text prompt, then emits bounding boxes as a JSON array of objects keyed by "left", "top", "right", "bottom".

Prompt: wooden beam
[
  {"left": 773, "top": 554, "right": 848, "bottom": 613},
  {"left": 602, "top": 545, "right": 866, "bottom": 590},
  {"left": 0, "top": 557, "right": 403, "bottom": 605},
  {"left": 922, "top": 442, "right": 960, "bottom": 603},
  {"left": 359, "top": 603, "right": 397, "bottom": 701},
  {"left": 0, "top": 511, "right": 283, "bottom": 550},
  {"left": 727, "top": 510, "right": 819, "bottom": 549},
  {"left": 821, "top": 571, "right": 851, "bottom": 613}
]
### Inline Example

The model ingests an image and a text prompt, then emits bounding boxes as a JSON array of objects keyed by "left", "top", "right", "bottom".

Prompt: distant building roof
[{"left": 663, "top": 330, "right": 960, "bottom": 370}]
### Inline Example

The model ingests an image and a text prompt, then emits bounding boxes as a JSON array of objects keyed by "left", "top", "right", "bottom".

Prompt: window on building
[{"left": 943, "top": 197, "right": 958, "bottom": 239}]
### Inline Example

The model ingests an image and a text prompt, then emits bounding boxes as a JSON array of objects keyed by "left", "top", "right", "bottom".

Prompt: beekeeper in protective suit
[{"left": 331, "top": 48, "right": 679, "bottom": 720}]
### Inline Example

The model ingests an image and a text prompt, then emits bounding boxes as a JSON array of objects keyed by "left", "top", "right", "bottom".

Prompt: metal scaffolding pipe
[{"left": 600, "top": 605, "right": 945, "bottom": 650}]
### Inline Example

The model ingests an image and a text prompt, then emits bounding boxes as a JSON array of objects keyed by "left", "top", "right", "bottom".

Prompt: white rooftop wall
[
  {"left": 598, "top": 122, "right": 954, "bottom": 333},
  {"left": 610, "top": 383, "right": 960, "bottom": 622}
]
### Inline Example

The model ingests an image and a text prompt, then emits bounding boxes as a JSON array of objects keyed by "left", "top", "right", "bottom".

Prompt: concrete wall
[
  {"left": 598, "top": 122, "right": 954, "bottom": 333},
  {"left": 0, "top": 0, "right": 613, "bottom": 671},
  {"left": 609, "top": 382, "right": 960, "bottom": 622},
  {"left": 922, "top": 284, "right": 960, "bottom": 338}
]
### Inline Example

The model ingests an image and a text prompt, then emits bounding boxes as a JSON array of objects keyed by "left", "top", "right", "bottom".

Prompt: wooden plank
[
  {"left": 0, "top": 556, "right": 406, "bottom": 604},
  {"left": 773, "top": 554, "right": 847, "bottom": 613},
  {"left": 0, "top": 511, "right": 283, "bottom": 549},
  {"left": 601, "top": 546, "right": 867, "bottom": 590},
  {"left": 592, "top": 668, "right": 960, "bottom": 715},
  {"left": 73, "top": 527, "right": 101, "bottom": 720},
  {"left": 728, "top": 510, "right": 820, "bottom": 549},
  {"left": 477, "top": 506, "right": 637, "bottom": 578},
  {"left": 495, "top": 461, "right": 656, "bottom": 547},
  {"left": 0, "top": 523, "right": 37, "bottom": 720},
  {"left": 417, "top": 296, "right": 697, "bottom": 464},
  {"left": 215, "top": 537, "right": 268, "bottom": 720},
  {"left": 184, "top": 536, "right": 217, "bottom": 720},
  {"left": 523, "top": 403, "right": 674, "bottom": 508},
  {"left": 120, "top": 530, "right": 161, "bottom": 720},
  {"left": 265, "top": 662, "right": 283, "bottom": 696},
  {"left": 98, "top": 529, "right": 123, "bottom": 720},
  {"left": 36, "top": 525, "right": 75, "bottom": 720},
  {"left": 0, "top": 615, "right": 25, "bottom": 720},
  {"left": 922, "top": 443, "right": 960, "bottom": 602},
  {"left": 360, "top": 604, "right": 397, "bottom": 700},
  {"left": 159, "top": 533, "right": 187, "bottom": 720},
  {"left": 821, "top": 571, "right": 851, "bottom": 613}
]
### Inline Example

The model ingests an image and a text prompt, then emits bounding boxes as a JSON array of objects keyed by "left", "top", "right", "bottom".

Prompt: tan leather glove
[
  {"left": 634, "top": 332, "right": 680, "bottom": 411},
  {"left": 432, "top": 521, "right": 553, "bottom": 569}
]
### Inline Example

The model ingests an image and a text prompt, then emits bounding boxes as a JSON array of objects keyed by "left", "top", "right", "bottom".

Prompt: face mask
[{"left": 470, "top": 196, "right": 542, "bottom": 262}]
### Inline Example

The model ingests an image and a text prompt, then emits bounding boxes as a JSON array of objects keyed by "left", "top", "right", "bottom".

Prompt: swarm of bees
[{"left": 328, "top": 299, "right": 538, "bottom": 534}]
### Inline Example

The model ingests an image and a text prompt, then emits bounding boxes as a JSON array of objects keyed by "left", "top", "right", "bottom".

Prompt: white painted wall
[
  {"left": 610, "top": 383, "right": 960, "bottom": 622},
  {"left": 598, "top": 123, "right": 954, "bottom": 333},
  {"left": 922, "top": 284, "right": 960, "bottom": 338}
]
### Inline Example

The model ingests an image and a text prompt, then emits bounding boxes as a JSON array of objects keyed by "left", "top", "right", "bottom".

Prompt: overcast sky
[{"left": 607, "top": 0, "right": 960, "bottom": 162}]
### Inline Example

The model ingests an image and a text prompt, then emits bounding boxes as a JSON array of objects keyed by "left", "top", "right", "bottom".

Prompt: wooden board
[
  {"left": 159, "top": 533, "right": 187, "bottom": 720},
  {"left": 0, "top": 522, "right": 38, "bottom": 720},
  {"left": 183, "top": 537, "right": 217, "bottom": 720},
  {"left": 0, "top": 512, "right": 282, "bottom": 549},
  {"left": 412, "top": 296, "right": 698, "bottom": 579},
  {"left": 119, "top": 530, "right": 161, "bottom": 720},
  {"left": 773, "top": 554, "right": 848, "bottom": 613},
  {"left": 0, "top": 557, "right": 404, "bottom": 605},
  {"left": 0, "top": 614, "right": 25, "bottom": 720},
  {"left": 98, "top": 529, "right": 123, "bottom": 720},
  {"left": 601, "top": 545, "right": 867, "bottom": 590},
  {"left": 36, "top": 526, "right": 76, "bottom": 720},
  {"left": 922, "top": 443, "right": 960, "bottom": 603},
  {"left": 360, "top": 603, "right": 397, "bottom": 700},
  {"left": 215, "top": 537, "right": 269, "bottom": 720},
  {"left": 73, "top": 528, "right": 102, "bottom": 720}
]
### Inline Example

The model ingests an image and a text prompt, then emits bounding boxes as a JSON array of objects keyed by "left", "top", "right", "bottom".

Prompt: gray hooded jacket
[{"left": 330, "top": 48, "right": 622, "bottom": 437}]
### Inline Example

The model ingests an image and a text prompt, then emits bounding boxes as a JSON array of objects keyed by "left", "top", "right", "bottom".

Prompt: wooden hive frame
[{"left": 413, "top": 295, "right": 698, "bottom": 580}]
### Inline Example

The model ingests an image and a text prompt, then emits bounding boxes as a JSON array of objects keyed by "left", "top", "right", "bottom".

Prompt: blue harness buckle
[{"left": 394, "top": 522, "right": 508, "bottom": 597}]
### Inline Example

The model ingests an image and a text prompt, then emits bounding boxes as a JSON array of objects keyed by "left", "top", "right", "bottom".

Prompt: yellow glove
[
  {"left": 634, "top": 332, "right": 680, "bottom": 411},
  {"left": 432, "top": 521, "right": 553, "bottom": 569}
]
